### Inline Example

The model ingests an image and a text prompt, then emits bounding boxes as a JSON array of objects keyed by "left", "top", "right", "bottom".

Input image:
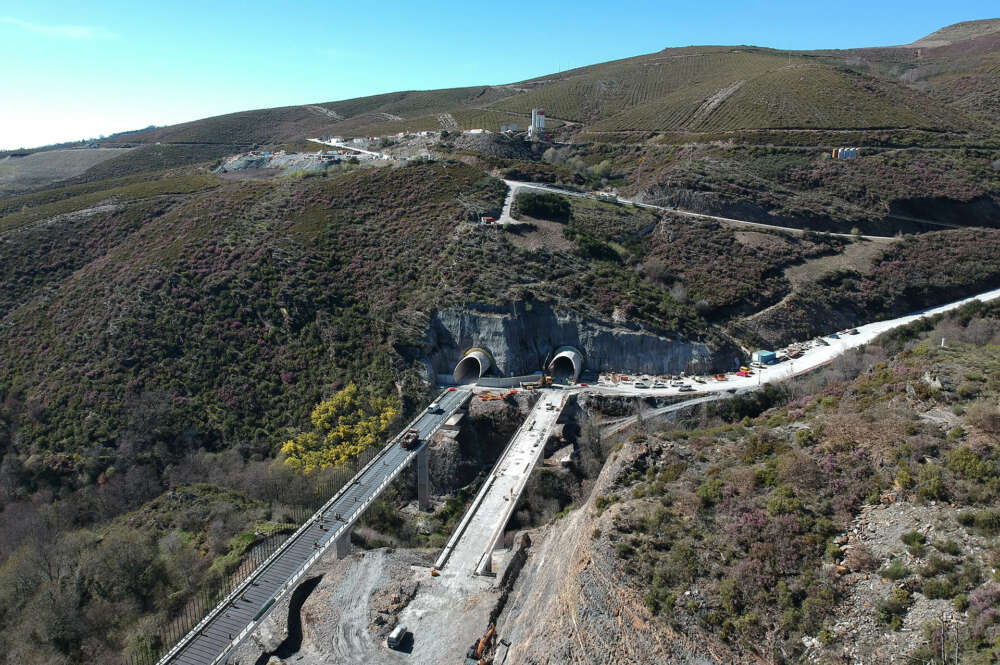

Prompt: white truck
[{"left": 387, "top": 624, "right": 407, "bottom": 649}]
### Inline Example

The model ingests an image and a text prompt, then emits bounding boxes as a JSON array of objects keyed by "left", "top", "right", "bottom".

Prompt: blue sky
[{"left": 0, "top": 0, "right": 996, "bottom": 149}]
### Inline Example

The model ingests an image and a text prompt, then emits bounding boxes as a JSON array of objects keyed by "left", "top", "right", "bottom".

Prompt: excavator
[{"left": 464, "top": 623, "right": 496, "bottom": 664}]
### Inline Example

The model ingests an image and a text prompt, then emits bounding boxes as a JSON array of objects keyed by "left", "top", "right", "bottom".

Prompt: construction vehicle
[
  {"left": 466, "top": 624, "right": 496, "bottom": 664},
  {"left": 401, "top": 428, "right": 420, "bottom": 449}
]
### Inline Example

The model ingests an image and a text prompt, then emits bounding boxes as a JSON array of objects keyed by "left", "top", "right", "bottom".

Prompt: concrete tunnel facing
[
  {"left": 548, "top": 346, "right": 584, "bottom": 382},
  {"left": 453, "top": 348, "right": 495, "bottom": 384}
]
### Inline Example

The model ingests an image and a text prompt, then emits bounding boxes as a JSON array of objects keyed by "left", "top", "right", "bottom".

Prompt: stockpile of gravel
[{"left": 451, "top": 134, "right": 535, "bottom": 160}]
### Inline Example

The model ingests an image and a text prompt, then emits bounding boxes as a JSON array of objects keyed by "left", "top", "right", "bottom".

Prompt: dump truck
[{"left": 401, "top": 429, "right": 420, "bottom": 449}]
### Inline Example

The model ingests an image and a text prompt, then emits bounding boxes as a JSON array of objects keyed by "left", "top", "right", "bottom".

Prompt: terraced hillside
[
  {"left": 803, "top": 19, "right": 1000, "bottom": 125},
  {"left": 55, "top": 19, "right": 990, "bottom": 158}
]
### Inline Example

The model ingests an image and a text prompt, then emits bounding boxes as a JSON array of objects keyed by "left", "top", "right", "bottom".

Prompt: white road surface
[
  {"left": 449, "top": 391, "right": 567, "bottom": 576},
  {"left": 582, "top": 286, "right": 1000, "bottom": 400}
]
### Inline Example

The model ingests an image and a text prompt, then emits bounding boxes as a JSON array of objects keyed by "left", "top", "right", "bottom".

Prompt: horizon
[{"left": 1, "top": 1, "right": 997, "bottom": 151}]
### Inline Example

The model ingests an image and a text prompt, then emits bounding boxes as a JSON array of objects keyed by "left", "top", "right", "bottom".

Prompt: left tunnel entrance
[{"left": 453, "top": 348, "right": 494, "bottom": 384}]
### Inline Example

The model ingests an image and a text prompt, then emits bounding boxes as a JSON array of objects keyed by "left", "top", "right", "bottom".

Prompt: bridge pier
[
  {"left": 417, "top": 445, "right": 430, "bottom": 512},
  {"left": 335, "top": 528, "right": 352, "bottom": 559}
]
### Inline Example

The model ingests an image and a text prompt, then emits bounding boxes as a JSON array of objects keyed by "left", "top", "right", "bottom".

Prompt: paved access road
[{"left": 160, "top": 387, "right": 472, "bottom": 665}]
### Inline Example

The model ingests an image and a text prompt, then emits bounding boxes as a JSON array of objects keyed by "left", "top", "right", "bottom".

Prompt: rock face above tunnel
[{"left": 425, "top": 302, "right": 737, "bottom": 378}]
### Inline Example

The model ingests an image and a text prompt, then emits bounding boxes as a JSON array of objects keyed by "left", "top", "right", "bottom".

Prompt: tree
[{"left": 280, "top": 384, "right": 399, "bottom": 473}]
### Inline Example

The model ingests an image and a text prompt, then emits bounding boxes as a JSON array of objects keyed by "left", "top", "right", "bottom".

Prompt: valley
[{"left": 1, "top": 15, "right": 1000, "bottom": 665}]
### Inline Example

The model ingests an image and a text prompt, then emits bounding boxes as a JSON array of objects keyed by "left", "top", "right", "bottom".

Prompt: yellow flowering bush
[{"left": 281, "top": 383, "right": 399, "bottom": 473}]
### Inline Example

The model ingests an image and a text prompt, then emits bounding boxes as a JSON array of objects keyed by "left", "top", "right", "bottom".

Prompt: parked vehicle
[
  {"left": 634, "top": 382, "right": 649, "bottom": 389},
  {"left": 387, "top": 624, "right": 408, "bottom": 649},
  {"left": 679, "top": 385, "right": 695, "bottom": 392}
]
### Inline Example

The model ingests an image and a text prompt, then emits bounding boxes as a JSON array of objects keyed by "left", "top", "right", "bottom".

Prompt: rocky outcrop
[{"left": 423, "top": 301, "right": 737, "bottom": 379}]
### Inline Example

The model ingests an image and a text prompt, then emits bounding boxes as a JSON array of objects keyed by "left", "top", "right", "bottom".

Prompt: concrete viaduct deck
[{"left": 157, "top": 387, "right": 472, "bottom": 665}]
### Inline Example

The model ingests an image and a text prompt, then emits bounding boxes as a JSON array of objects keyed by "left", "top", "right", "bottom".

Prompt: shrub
[
  {"left": 966, "top": 401, "right": 1000, "bottom": 434},
  {"left": 595, "top": 494, "right": 620, "bottom": 515},
  {"left": 876, "top": 587, "right": 913, "bottom": 630},
  {"left": 881, "top": 559, "right": 911, "bottom": 581},
  {"left": 843, "top": 544, "right": 877, "bottom": 572},
  {"left": 922, "top": 577, "right": 955, "bottom": 600},
  {"left": 766, "top": 485, "right": 803, "bottom": 516},
  {"left": 696, "top": 477, "right": 724, "bottom": 507},
  {"left": 947, "top": 447, "right": 999, "bottom": 482},
  {"left": 961, "top": 509, "right": 1000, "bottom": 534},
  {"left": 957, "top": 511, "right": 976, "bottom": 527},
  {"left": 954, "top": 593, "right": 969, "bottom": 611},
  {"left": 795, "top": 428, "right": 818, "bottom": 446},
  {"left": 917, "top": 463, "right": 946, "bottom": 501},
  {"left": 933, "top": 540, "right": 962, "bottom": 556},
  {"left": 918, "top": 555, "right": 955, "bottom": 578},
  {"left": 514, "top": 192, "right": 571, "bottom": 221},
  {"left": 280, "top": 384, "right": 399, "bottom": 473}
]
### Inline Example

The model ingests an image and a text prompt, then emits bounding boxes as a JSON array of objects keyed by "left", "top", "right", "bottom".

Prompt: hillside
[
  {"left": 38, "top": 19, "right": 985, "bottom": 161},
  {"left": 910, "top": 18, "right": 1000, "bottom": 46},
  {"left": 3, "top": 17, "right": 1000, "bottom": 665},
  {"left": 498, "top": 301, "right": 1000, "bottom": 664}
]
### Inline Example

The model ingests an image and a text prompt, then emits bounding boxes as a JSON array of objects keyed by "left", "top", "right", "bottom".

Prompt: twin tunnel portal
[{"left": 452, "top": 345, "right": 585, "bottom": 384}]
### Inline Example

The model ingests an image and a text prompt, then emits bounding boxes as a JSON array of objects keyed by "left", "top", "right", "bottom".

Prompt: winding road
[{"left": 501, "top": 179, "right": 894, "bottom": 240}]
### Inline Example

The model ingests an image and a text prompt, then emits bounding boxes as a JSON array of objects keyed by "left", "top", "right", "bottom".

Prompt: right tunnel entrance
[
  {"left": 548, "top": 346, "right": 584, "bottom": 383},
  {"left": 453, "top": 348, "right": 494, "bottom": 384}
]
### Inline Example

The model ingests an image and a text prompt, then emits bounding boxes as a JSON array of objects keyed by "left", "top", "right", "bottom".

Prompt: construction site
[{"left": 152, "top": 287, "right": 1000, "bottom": 665}]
